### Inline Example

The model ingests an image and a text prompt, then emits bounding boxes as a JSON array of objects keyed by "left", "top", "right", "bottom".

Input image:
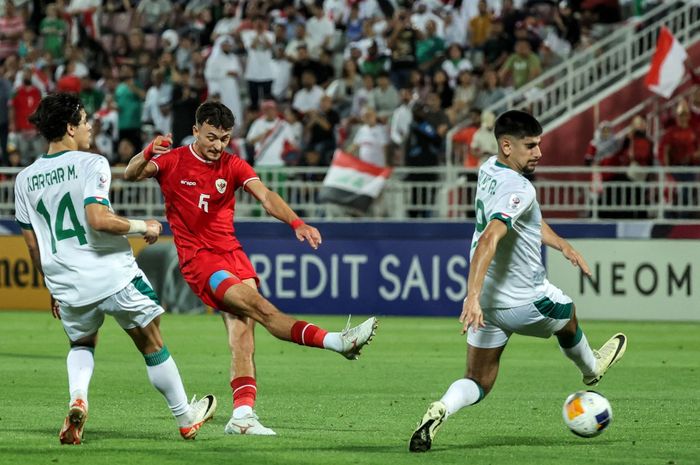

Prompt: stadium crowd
[{"left": 2, "top": 0, "right": 675, "bottom": 217}]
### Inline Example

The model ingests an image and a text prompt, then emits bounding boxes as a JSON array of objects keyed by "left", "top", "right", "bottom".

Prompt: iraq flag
[{"left": 319, "top": 150, "right": 393, "bottom": 213}]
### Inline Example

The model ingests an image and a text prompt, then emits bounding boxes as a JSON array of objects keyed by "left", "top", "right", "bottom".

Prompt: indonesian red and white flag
[{"left": 645, "top": 27, "right": 687, "bottom": 99}]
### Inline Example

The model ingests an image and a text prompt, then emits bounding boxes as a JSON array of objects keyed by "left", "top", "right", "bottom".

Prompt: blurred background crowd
[{"left": 1, "top": 0, "right": 686, "bottom": 186}]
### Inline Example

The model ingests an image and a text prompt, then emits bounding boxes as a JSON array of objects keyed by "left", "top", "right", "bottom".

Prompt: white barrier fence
[{"left": 1, "top": 165, "right": 699, "bottom": 221}]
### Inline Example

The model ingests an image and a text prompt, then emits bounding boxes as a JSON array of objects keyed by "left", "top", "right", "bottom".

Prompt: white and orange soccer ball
[{"left": 562, "top": 390, "right": 613, "bottom": 438}]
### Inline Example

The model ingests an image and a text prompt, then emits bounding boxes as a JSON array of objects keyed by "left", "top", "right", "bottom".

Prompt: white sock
[
  {"left": 322, "top": 332, "right": 343, "bottom": 352},
  {"left": 440, "top": 378, "right": 484, "bottom": 417},
  {"left": 66, "top": 346, "right": 94, "bottom": 407},
  {"left": 144, "top": 347, "right": 190, "bottom": 425},
  {"left": 559, "top": 332, "right": 597, "bottom": 377},
  {"left": 233, "top": 405, "right": 253, "bottom": 419}
]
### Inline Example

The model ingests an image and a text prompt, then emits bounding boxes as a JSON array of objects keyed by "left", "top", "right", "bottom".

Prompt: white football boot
[
  {"left": 179, "top": 395, "right": 217, "bottom": 440},
  {"left": 224, "top": 412, "right": 276, "bottom": 435},
  {"left": 409, "top": 401, "right": 447, "bottom": 452},
  {"left": 583, "top": 333, "right": 627, "bottom": 386},
  {"left": 339, "top": 316, "right": 378, "bottom": 360}
]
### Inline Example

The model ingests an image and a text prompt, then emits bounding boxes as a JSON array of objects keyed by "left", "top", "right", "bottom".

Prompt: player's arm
[
  {"left": 541, "top": 220, "right": 591, "bottom": 276},
  {"left": 460, "top": 219, "right": 508, "bottom": 334},
  {"left": 244, "top": 179, "right": 322, "bottom": 250},
  {"left": 85, "top": 204, "right": 162, "bottom": 244},
  {"left": 124, "top": 134, "right": 172, "bottom": 181}
]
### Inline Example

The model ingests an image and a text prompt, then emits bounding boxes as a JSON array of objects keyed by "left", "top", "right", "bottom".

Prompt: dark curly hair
[
  {"left": 29, "top": 93, "right": 84, "bottom": 142},
  {"left": 195, "top": 101, "right": 235, "bottom": 130}
]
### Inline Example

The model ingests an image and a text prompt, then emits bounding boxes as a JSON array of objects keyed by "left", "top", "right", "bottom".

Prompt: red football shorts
[{"left": 181, "top": 248, "right": 258, "bottom": 309}]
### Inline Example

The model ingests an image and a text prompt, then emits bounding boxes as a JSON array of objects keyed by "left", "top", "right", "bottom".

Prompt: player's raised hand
[
  {"left": 561, "top": 245, "right": 591, "bottom": 276},
  {"left": 295, "top": 223, "right": 322, "bottom": 250},
  {"left": 459, "top": 296, "right": 485, "bottom": 334},
  {"left": 143, "top": 134, "right": 173, "bottom": 160},
  {"left": 50, "top": 295, "right": 60, "bottom": 319},
  {"left": 143, "top": 219, "right": 163, "bottom": 244}
]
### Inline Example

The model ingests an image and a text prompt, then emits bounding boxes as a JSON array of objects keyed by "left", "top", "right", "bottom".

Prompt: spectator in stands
[
  {"left": 305, "top": 95, "right": 339, "bottom": 165},
  {"left": 114, "top": 64, "right": 145, "bottom": 150},
  {"left": 388, "top": 8, "right": 418, "bottom": 89},
  {"left": 372, "top": 72, "right": 400, "bottom": 124},
  {"left": 0, "top": 60, "right": 11, "bottom": 163},
  {"left": 442, "top": 6, "right": 466, "bottom": 48},
  {"left": 416, "top": 20, "right": 445, "bottom": 73},
  {"left": 9, "top": 66, "right": 44, "bottom": 165},
  {"left": 618, "top": 115, "right": 653, "bottom": 218},
  {"left": 293, "top": 70, "right": 324, "bottom": 117},
  {"left": 241, "top": 15, "right": 276, "bottom": 111},
  {"left": 585, "top": 120, "right": 626, "bottom": 218},
  {"left": 306, "top": 5, "right": 335, "bottom": 59},
  {"left": 55, "top": 60, "right": 82, "bottom": 94},
  {"left": 211, "top": 0, "right": 242, "bottom": 41},
  {"left": 351, "top": 73, "right": 376, "bottom": 120},
  {"left": 0, "top": 0, "right": 26, "bottom": 61},
  {"left": 470, "top": 110, "right": 498, "bottom": 166},
  {"left": 80, "top": 75, "right": 104, "bottom": 116},
  {"left": 204, "top": 35, "right": 243, "bottom": 130},
  {"left": 405, "top": 93, "right": 449, "bottom": 217},
  {"left": 389, "top": 86, "right": 415, "bottom": 167},
  {"left": 317, "top": 49, "right": 336, "bottom": 88},
  {"left": 39, "top": 3, "right": 68, "bottom": 61},
  {"left": 285, "top": 24, "right": 308, "bottom": 62},
  {"left": 112, "top": 33, "right": 133, "bottom": 66},
  {"left": 442, "top": 44, "right": 473, "bottom": 89},
  {"left": 326, "top": 59, "right": 362, "bottom": 118},
  {"left": 348, "top": 106, "right": 389, "bottom": 168},
  {"left": 344, "top": 3, "right": 364, "bottom": 44},
  {"left": 452, "top": 108, "right": 482, "bottom": 168},
  {"left": 659, "top": 101, "right": 700, "bottom": 218},
  {"left": 498, "top": 39, "right": 542, "bottom": 89},
  {"left": 482, "top": 19, "right": 510, "bottom": 70},
  {"left": 432, "top": 69, "right": 454, "bottom": 111},
  {"left": 135, "top": 0, "right": 171, "bottom": 33},
  {"left": 170, "top": 73, "right": 201, "bottom": 147},
  {"left": 474, "top": 69, "right": 506, "bottom": 113},
  {"left": 553, "top": 1, "right": 582, "bottom": 49},
  {"left": 469, "top": 0, "right": 492, "bottom": 50},
  {"left": 448, "top": 69, "right": 477, "bottom": 125},
  {"left": 246, "top": 99, "right": 298, "bottom": 167},
  {"left": 411, "top": 1, "right": 444, "bottom": 38},
  {"left": 291, "top": 44, "right": 320, "bottom": 92},
  {"left": 408, "top": 68, "right": 431, "bottom": 103},
  {"left": 360, "top": 40, "right": 390, "bottom": 78},
  {"left": 4, "top": 141, "right": 22, "bottom": 174}
]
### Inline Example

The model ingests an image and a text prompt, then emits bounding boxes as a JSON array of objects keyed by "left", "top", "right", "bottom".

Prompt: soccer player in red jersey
[{"left": 125, "top": 101, "right": 377, "bottom": 435}]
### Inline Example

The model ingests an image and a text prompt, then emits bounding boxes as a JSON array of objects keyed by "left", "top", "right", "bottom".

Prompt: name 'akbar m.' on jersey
[
  {"left": 471, "top": 156, "right": 547, "bottom": 308},
  {"left": 14, "top": 151, "right": 138, "bottom": 306},
  {"left": 150, "top": 145, "right": 259, "bottom": 266}
]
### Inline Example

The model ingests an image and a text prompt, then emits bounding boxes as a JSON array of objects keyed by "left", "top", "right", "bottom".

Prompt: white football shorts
[
  {"left": 467, "top": 281, "right": 574, "bottom": 349},
  {"left": 59, "top": 272, "right": 165, "bottom": 342}
]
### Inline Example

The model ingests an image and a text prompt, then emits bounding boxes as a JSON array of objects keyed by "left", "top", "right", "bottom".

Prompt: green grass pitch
[{"left": 1, "top": 312, "right": 698, "bottom": 465}]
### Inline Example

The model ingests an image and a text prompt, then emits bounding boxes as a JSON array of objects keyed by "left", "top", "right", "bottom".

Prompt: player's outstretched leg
[
  {"left": 583, "top": 333, "right": 627, "bottom": 386},
  {"left": 409, "top": 401, "right": 447, "bottom": 452},
  {"left": 221, "top": 283, "right": 378, "bottom": 359}
]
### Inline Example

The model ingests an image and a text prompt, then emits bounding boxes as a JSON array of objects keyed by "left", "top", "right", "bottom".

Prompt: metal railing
[
  {"left": 2, "top": 165, "right": 699, "bottom": 222},
  {"left": 483, "top": 1, "right": 700, "bottom": 128}
]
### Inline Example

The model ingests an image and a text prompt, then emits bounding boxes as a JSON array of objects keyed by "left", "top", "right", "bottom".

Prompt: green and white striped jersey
[
  {"left": 14, "top": 150, "right": 138, "bottom": 306},
  {"left": 470, "top": 156, "right": 546, "bottom": 308}
]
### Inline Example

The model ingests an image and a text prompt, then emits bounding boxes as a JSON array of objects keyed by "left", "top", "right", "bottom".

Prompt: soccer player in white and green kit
[
  {"left": 409, "top": 110, "right": 628, "bottom": 452},
  {"left": 14, "top": 93, "right": 216, "bottom": 444}
]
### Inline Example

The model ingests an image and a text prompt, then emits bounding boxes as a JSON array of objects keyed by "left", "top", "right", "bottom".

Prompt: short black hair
[
  {"left": 195, "top": 101, "right": 235, "bottom": 129},
  {"left": 494, "top": 110, "right": 542, "bottom": 140},
  {"left": 29, "top": 93, "right": 84, "bottom": 142}
]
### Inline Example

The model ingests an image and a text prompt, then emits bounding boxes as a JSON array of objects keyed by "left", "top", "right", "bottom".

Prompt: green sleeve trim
[
  {"left": 489, "top": 212, "right": 513, "bottom": 229},
  {"left": 84, "top": 197, "right": 110, "bottom": 206},
  {"left": 16, "top": 220, "right": 33, "bottom": 230}
]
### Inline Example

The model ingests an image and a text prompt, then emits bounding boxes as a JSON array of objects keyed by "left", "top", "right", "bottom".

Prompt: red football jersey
[{"left": 151, "top": 145, "right": 259, "bottom": 266}]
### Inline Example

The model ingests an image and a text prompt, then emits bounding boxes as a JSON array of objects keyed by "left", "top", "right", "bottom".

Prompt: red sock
[
  {"left": 290, "top": 321, "right": 328, "bottom": 348},
  {"left": 231, "top": 376, "right": 256, "bottom": 409}
]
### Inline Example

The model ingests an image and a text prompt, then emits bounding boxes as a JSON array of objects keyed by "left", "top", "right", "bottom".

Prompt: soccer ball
[{"left": 562, "top": 390, "right": 613, "bottom": 438}]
